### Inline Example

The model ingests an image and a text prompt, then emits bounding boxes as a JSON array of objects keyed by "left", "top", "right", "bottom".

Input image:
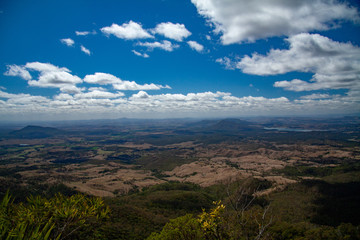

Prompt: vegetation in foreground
[
  {"left": 2, "top": 161, "right": 360, "bottom": 239},
  {"left": 0, "top": 192, "right": 109, "bottom": 240}
]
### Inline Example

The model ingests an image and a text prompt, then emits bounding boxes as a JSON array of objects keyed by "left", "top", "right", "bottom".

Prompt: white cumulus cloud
[
  {"left": 187, "top": 41, "right": 204, "bottom": 52},
  {"left": 132, "top": 50, "right": 150, "bottom": 58},
  {"left": 25, "top": 62, "right": 70, "bottom": 73},
  {"left": 83, "top": 72, "right": 171, "bottom": 90},
  {"left": 60, "top": 86, "right": 85, "bottom": 94},
  {"left": 74, "top": 89, "right": 124, "bottom": 99},
  {"left": 113, "top": 82, "right": 170, "bottom": 91},
  {"left": 60, "top": 38, "right": 75, "bottom": 47},
  {"left": 216, "top": 57, "right": 237, "bottom": 70},
  {"left": 137, "top": 40, "right": 179, "bottom": 52},
  {"left": 153, "top": 22, "right": 191, "bottom": 41},
  {"left": 0, "top": 88, "right": 359, "bottom": 120},
  {"left": 80, "top": 45, "right": 91, "bottom": 55},
  {"left": 101, "top": 21, "right": 153, "bottom": 40},
  {"left": 300, "top": 93, "right": 333, "bottom": 99},
  {"left": 191, "top": 0, "right": 359, "bottom": 44},
  {"left": 236, "top": 33, "right": 360, "bottom": 91},
  {"left": 4, "top": 62, "right": 82, "bottom": 89},
  {"left": 131, "top": 90, "right": 150, "bottom": 99},
  {"left": 28, "top": 71, "right": 82, "bottom": 88},
  {"left": 0, "top": 90, "right": 50, "bottom": 106},
  {"left": 75, "top": 30, "right": 96, "bottom": 36},
  {"left": 83, "top": 72, "right": 121, "bottom": 85},
  {"left": 4, "top": 64, "right": 32, "bottom": 80}
]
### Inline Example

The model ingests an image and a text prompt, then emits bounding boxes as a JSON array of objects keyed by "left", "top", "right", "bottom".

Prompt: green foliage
[
  {"left": 147, "top": 214, "right": 203, "bottom": 240},
  {"left": 147, "top": 197, "right": 360, "bottom": 240},
  {"left": 275, "top": 161, "right": 360, "bottom": 180},
  {"left": 0, "top": 191, "right": 109, "bottom": 240},
  {"left": 147, "top": 200, "right": 273, "bottom": 240},
  {"left": 130, "top": 182, "right": 213, "bottom": 214},
  {"left": 270, "top": 179, "right": 360, "bottom": 226},
  {"left": 269, "top": 221, "right": 360, "bottom": 240},
  {"left": 310, "top": 180, "right": 360, "bottom": 226},
  {"left": 143, "top": 181, "right": 201, "bottom": 192},
  {"left": 270, "top": 181, "right": 317, "bottom": 223},
  {"left": 100, "top": 181, "right": 214, "bottom": 240},
  {"left": 2, "top": 175, "right": 359, "bottom": 240},
  {"left": 98, "top": 203, "right": 168, "bottom": 240},
  {"left": 0, "top": 182, "right": 78, "bottom": 204},
  {"left": 136, "top": 151, "right": 196, "bottom": 171},
  {"left": 198, "top": 201, "right": 226, "bottom": 240},
  {"left": 146, "top": 201, "right": 227, "bottom": 240}
]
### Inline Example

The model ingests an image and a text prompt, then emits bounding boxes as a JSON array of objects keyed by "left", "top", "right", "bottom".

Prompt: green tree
[
  {"left": 147, "top": 214, "right": 203, "bottom": 240},
  {"left": 147, "top": 189, "right": 274, "bottom": 240},
  {"left": 147, "top": 201, "right": 226, "bottom": 240}
]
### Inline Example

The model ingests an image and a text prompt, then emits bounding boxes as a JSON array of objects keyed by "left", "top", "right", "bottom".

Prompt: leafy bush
[
  {"left": 147, "top": 214, "right": 203, "bottom": 240},
  {"left": 147, "top": 201, "right": 226, "bottom": 240},
  {"left": 0, "top": 191, "right": 109, "bottom": 239}
]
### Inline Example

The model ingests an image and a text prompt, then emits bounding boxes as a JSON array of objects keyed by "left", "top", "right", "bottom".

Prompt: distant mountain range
[
  {"left": 9, "top": 125, "right": 65, "bottom": 139},
  {"left": 183, "top": 118, "right": 261, "bottom": 133},
  {"left": 208, "top": 118, "right": 258, "bottom": 131}
]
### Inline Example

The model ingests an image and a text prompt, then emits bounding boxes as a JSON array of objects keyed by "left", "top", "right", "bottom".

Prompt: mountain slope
[{"left": 9, "top": 125, "right": 64, "bottom": 138}]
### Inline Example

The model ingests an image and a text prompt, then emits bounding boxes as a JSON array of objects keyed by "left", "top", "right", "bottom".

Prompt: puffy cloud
[
  {"left": 101, "top": 21, "right": 153, "bottom": 40},
  {"left": 27, "top": 63, "right": 82, "bottom": 88},
  {"left": 132, "top": 50, "right": 150, "bottom": 58},
  {"left": 273, "top": 79, "right": 343, "bottom": 92},
  {"left": 74, "top": 89, "right": 124, "bottom": 99},
  {"left": 137, "top": 40, "right": 179, "bottom": 52},
  {"left": 238, "top": 34, "right": 360, "bottom": 75},
  {"left": 83, "top": 72, "right": 171, "bottom": 90},
  {"left": 0, "top": 88, "right": 359, "bottom": 120},
  {"left": 236, "top": 33, "right": 360, "bottom": 91},
  {"left": 83, "top": 72, "right": 121, "bottom": 85},
  {"left": 0, "top": 90, "right": 50, "bottom": 105},
  {"left": 75, "top": 30, "right": 96, "bottom": 36},
  {"left": 60, "top": 38, "right": 74, "bottom": 47},
  {"left": 0, "top": 90, "right": 27, "bottom": 99},
  {"left": 53, "top": 93, "right": 73, "bottom": 101},
  {"left": 300, "top": 93, "right": 333, "bottom": 99},
  {"left": 216, "top": 57, "right": 237, "bottom": 70},
  {"left": 187, "top": 41, "right": 204, "bottom": 52},
  {"left": 60, "top": 85, "right": 85, "bottom": 94},
  {"left": 88, "top": 87, "right": 106, "bottom": 91},
  {"left": 273, "top": 79, "right": 315, "bottom": 92},
  {"left": 123, "top": 90, "right": 356, "bottom": 116},
  {"left": 153, "top": 22, "right": 191, "bottom": 41},
  {"left": 28, "top": 71, "right": 82, "bottom": 88},
  {"left": 4, "top": 64, "right": 32, "bottom": 80},
  {"left": 129, "top": 91, "right": 231, "bottom": 104},
  {"left": 191, "top": 0, "right": 359, "bottom": 44},
  {"left": 130, "top": 90, "right": 149, "bottom": 99},
  {"left": 113, "top": 82, "right": 170, "bottom": 91},
  {"left": 80, "top": 45, "right": 91, "bottom": 55},
  {"left": 4, "top": 62, "right": 82, "bottom": 89},
  {"left": 25, "top": 62, "right": 70, "bottom": 73}
]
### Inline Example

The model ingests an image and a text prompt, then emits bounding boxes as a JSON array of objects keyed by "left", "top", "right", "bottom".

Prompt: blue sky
[{"left": 0, "top": 0, "right": 359, "bottom": 121}]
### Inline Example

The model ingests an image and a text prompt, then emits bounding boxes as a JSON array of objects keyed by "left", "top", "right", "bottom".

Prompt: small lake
[{"left": 264, "top": 127, "right": 328, "bottom": 132}]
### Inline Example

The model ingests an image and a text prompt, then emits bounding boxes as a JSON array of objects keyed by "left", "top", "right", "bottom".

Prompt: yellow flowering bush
[{"left": 198, "top": 201, "right": 225, "bottom": 239}]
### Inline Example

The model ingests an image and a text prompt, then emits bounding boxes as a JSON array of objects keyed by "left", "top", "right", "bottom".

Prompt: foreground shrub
[{"left": 0, "top": 191, "right": 109, "bottom": 240}]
